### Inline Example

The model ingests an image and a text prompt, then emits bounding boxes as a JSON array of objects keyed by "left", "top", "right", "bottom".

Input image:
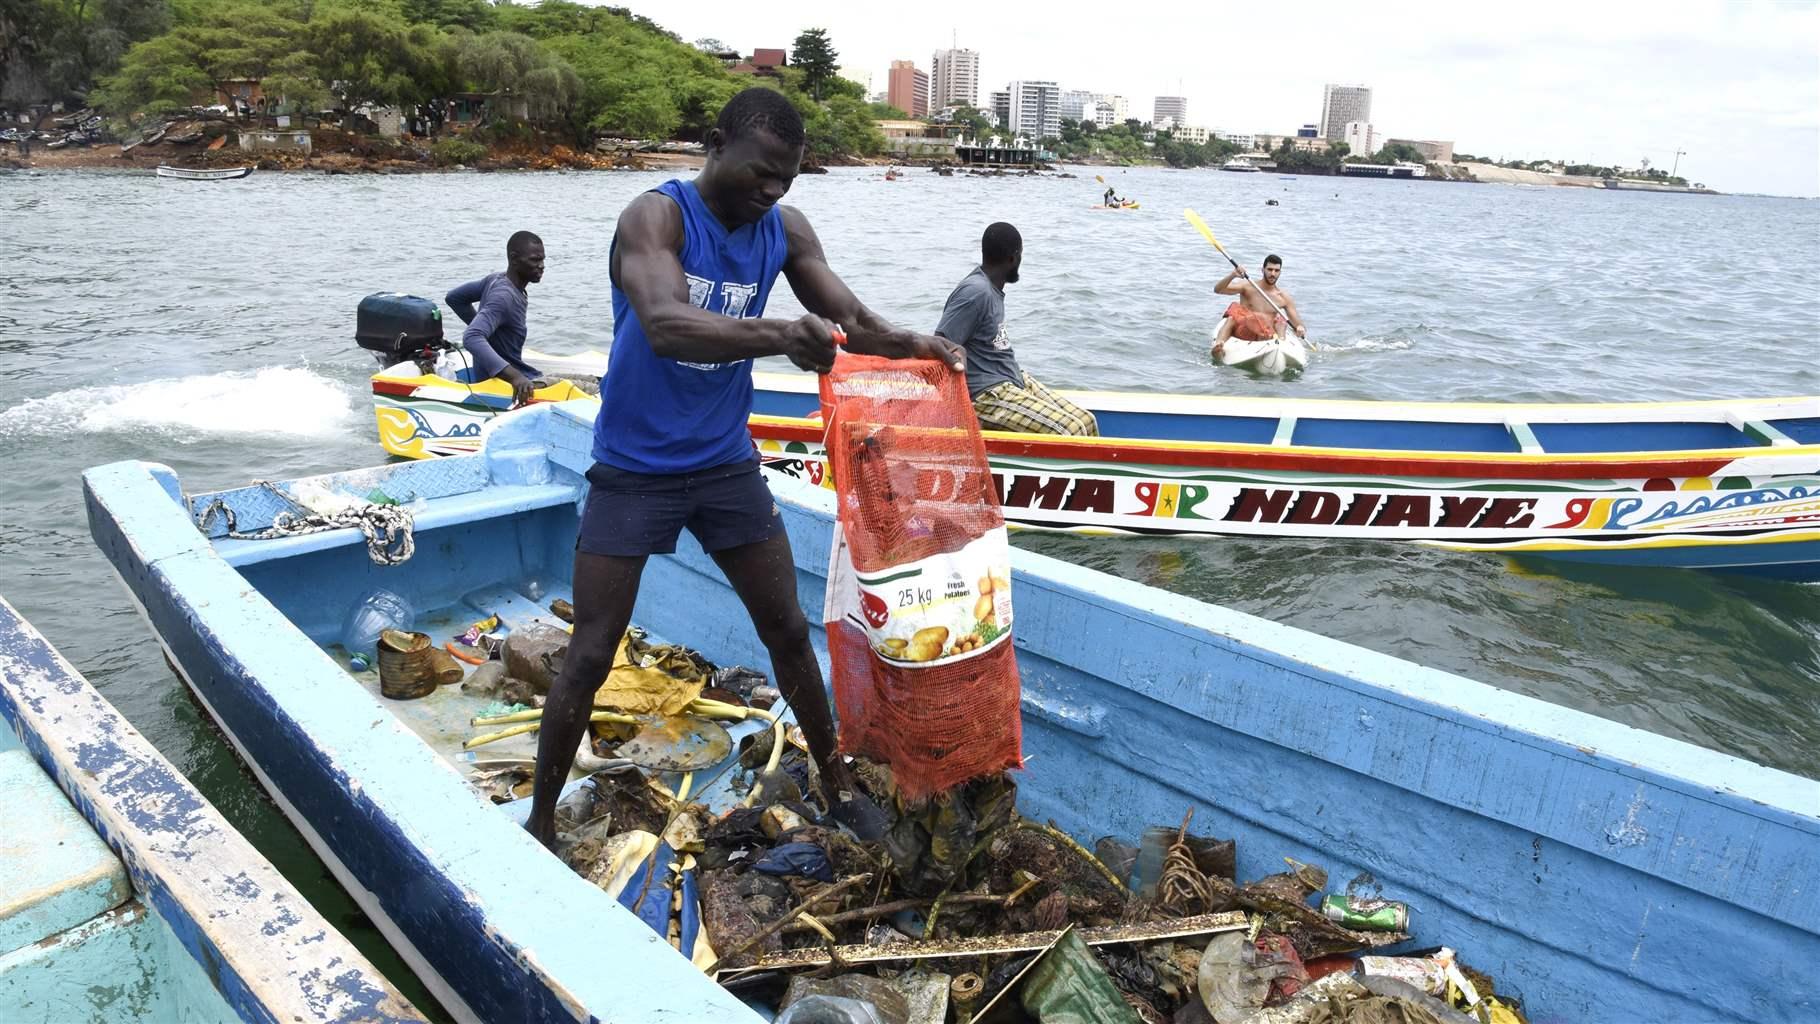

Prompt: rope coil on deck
[{"left": 195, "top": 482, "right": 416, "bottom": 566}]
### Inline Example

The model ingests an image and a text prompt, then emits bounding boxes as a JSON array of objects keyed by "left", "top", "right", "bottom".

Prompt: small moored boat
[
  {"left": 155, "top": 164, "right": 253, "bottom": 180},
  {"left": 83, "top": 403, "right": 1820, "bottom": 1022},
  {"left": 0, "top": 597, "right": 420, "bottom": 1023}
]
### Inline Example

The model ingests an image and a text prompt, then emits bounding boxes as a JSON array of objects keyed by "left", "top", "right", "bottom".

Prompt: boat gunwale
[
  {"left": 746, "top": 413, "right": 1820, "bottom": 474},
  {"left": 0, "top": 595, "right": 424, "bottom": 1024},
  {"left": 80, "top": 456, "right": 759, "bottom": 1024},
  {"left": 83, "top": 407, "right": 1820, "bottom": 1021}
]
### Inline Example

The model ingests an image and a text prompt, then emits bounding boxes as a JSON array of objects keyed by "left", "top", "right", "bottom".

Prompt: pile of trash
[{"left": 458, "top": 608, "right": 1530, "bottom": 1024}]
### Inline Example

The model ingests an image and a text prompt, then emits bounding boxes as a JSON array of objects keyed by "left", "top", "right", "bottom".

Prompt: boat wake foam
[
  {"left": 1328, "top": 335, "right": 1416, "bottom": 353},
  {"left": 0, "top": 366, "right": 354, "bottom": 440}
]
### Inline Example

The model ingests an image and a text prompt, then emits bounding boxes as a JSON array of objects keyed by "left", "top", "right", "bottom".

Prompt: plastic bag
[{"left": 819, "top": 354, "right": 1022, "bottom": 798}]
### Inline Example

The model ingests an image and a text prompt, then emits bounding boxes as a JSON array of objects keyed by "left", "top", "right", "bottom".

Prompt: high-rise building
[
  {"left": 1320, "top": 85, "right": 1371, "bottom": 140},
  {"left": 1343, "top": 120, "right": 1377, "bottom": 157},
  {"left": 1007, "top": 80, "right": 1061, "bottom": 141},
  {"left": 990, "top": 90, "right": 1011, "bottom": 132},
  {"left": 887, "top": 60, "right": 930, "bottom": 118},
  {"left": 931, "top": 48, "right": 980, "bottom": 110},
  {"left": 1085, "top": 94, "right": 1128, "bottom": 128},
  {"left": 1060, "top": 90, "right": 1094, "bottom": 122},
  {"left": 1153, "top": 95, "right": 1187, "bottom": 127}
]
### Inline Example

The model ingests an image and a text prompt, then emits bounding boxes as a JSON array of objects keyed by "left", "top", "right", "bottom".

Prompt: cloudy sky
[{"left": 620, "top": 0, "right": 1820, "bottom": 197}]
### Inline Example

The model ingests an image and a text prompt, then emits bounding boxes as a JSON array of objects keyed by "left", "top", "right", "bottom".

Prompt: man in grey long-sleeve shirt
[{"left": 445, "top": 230, "right": 544, "bottom": 407}]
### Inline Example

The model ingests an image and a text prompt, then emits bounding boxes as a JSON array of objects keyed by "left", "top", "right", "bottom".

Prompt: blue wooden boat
[
  {"left": 0, "top": 597, "right": 422, "bottom": 1023},
  {"left": 371, "top": 355, "right": 1820, "bottom": 581},
  {"left": 85, "top": 403, "right": 1819, "bottom": 1023}
]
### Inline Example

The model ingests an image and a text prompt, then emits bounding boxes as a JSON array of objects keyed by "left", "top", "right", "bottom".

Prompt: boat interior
[{"left": 136, "top": 403, "right": 1814, "bottom": 1021}]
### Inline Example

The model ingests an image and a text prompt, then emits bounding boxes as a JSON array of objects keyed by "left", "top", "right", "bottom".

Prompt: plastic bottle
[
  {"left": 340, "top": 589, "right": 414, "bottom": 654},
  {"left": 1130, "top": 825, "right": 1177, "bottom": 897}
]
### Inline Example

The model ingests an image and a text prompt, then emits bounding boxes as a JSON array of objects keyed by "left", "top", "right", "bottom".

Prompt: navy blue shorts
[{"left": 578, "top": 458, "right": 784, "bottom": 557}]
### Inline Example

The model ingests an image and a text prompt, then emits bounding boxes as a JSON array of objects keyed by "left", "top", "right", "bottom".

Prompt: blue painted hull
[
  {"left": 0, "top": 597, "right": 421, "bottom": 1024},
  {"left": 85, "top": 404, "right": 1819, "bottom": 1023}
]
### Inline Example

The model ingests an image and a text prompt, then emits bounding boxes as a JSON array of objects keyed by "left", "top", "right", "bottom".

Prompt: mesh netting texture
[{"left": 820, "top": 354, "right": 1022, "bottom": 798}]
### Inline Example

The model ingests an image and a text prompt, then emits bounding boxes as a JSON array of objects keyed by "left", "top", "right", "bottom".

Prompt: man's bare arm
[
  {"left": 1281, "top": 293, "right": 1306, "bottom": 335},
  {"left": 612, "top": 194, "right": 834, "bottom": 371},
  {"left": 1214, "top": 268, "right": 1251, "bottom": 297},
  {"left": 781, "top": 207, "right": 963, "bottom": 370}
]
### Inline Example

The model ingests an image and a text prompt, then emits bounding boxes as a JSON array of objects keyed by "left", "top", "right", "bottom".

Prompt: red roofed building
[{"left": 730, "top": 48, "right": 787, "bottom": 78}]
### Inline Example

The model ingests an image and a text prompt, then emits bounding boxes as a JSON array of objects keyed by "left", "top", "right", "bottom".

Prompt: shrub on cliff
[{"left": 431, "top": 137, "right": 486, "bottom": 166}]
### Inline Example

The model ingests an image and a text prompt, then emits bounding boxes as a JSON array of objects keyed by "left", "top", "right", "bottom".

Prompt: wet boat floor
[{"left": 320, "top": 580, "right": 776, "bottom": 819}]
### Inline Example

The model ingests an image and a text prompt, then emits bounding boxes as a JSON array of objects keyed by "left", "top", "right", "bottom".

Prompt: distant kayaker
[
  {"left": 1102, "top": 186, "right": 1129, "bottom": 207},
  {"left": 1211, "top": 254, "right": 1306, "bottom": 358},
  {"left": 936, "top": 222, "right": 1099, "bottom": 436},
  {"left": 445, "top": 231, "right": 545, "bottom": 407},
  {"left": 523, "top": 87, "right": 962, "bottom": 851}
]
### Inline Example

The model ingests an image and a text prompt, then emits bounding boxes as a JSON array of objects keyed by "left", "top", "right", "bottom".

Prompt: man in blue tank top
[{"left": 527, "top": 88, "right": 964, "bottom": 848}]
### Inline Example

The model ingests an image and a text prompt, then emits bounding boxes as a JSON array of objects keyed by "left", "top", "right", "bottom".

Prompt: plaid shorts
[{"left": 972, "top": 374, "right": 1099, "bottom": 436}]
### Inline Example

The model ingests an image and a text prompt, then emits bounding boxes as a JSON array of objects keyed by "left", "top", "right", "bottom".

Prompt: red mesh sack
[{"left": 819, "top": 353, "right": 1022, "bottom": 798}]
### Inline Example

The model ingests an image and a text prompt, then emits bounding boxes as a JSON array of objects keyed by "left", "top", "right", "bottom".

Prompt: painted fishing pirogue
[{"left": 370, "top": 350, "right": 1820, "bottom": 581}]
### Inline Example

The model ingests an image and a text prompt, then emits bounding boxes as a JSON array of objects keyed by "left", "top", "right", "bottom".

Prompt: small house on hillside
[
  {"left": 216, "top": 79, "right": 263, "bottom": 113},
  {"left": 444, "top": 93, "right": 530, "bottom": 126},
  {"left": 730, "top": 49, "right": 786, "bottom": 78}
]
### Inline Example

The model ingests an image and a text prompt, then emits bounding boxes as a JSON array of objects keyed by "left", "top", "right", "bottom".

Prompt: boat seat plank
[
  {"left": 1735, "top": 417, "right": 1798, "bottom": 448},
  {"left": 1504, "top": 420, "right": 1544, "bottom": 454},
  {"left": 0, "top": 750, "right": 131, "bottom": 956},
  {"left": 1767, "top": 417, "right": 1820, "bottom": 446},
  {"left": 217, "top": 483, "right": 579, "bottom": 568},
  {"left": 1271, "top": 416, "right": 1296, "bottom": 448}
]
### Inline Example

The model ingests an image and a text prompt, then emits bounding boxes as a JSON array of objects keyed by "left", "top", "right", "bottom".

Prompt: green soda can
[{"left": 1320, "top": 894, "right": 1409, "bottom": 931}]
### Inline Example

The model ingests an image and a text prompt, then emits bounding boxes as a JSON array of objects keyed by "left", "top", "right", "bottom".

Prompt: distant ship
[{"left": 1221, "top": 157, "right": 1261, "bottom": 172}]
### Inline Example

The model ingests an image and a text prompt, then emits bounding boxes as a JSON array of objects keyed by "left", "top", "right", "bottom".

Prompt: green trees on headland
[{"left": 8, "top": 0, "right": 883, "bottom": 160}]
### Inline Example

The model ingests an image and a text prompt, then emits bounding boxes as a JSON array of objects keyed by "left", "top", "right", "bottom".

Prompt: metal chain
[{"left": 194, "top": 484, "right": 416, "bottom": 566}]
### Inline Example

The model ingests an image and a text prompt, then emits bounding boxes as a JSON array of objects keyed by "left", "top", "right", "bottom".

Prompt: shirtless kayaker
[{"left": 1211, "top": 255, "right": 1306, "bottom": 358}]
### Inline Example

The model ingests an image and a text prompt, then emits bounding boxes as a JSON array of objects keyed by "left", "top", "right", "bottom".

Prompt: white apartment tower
[
  {"left": 1007, "top": 80, "right": 1061, "bottom": 141},
  {"left": 1084, "top": 94, "right": 1129, "bottom": 128},
  {"left": 1153, "top": 95, "right": 1187, "bottom": 126},
  {"left": 1320, "top": 84, "right": 1372, "bottom": 140},
  {"left": 1342, "top": 121, "right": 1377, "bottom": 157},
  {"left": 1059, "top": 89, "right": 1094, "bottom": 122},
  {"left": 931, "top": 48, "right": 980, "bottom": 110}
]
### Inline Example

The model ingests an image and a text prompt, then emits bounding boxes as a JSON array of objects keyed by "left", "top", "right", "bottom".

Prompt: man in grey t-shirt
[{"left": 934, "top": 222, "right": 1098, "bottom": 436}]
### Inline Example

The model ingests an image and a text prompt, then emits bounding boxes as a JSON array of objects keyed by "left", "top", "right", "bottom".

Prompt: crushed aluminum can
[{"left": 1320, "top": 893, "right": 1409, "bottom": 932}]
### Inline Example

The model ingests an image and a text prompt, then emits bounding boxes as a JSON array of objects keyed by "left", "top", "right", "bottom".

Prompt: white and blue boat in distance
[
  {"left": 0, "top": 596, "right": 422, "bottom": 1024},
  {"left": 83, "top": 401, "right": 1818, "bottom": 1023}
]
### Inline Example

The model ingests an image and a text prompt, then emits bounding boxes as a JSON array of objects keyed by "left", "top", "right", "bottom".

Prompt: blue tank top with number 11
[{"left": 594, "top": 178, "right": 789, "bottom": 474}]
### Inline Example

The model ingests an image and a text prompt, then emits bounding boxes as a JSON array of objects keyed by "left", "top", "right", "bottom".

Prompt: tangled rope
[
  {"left": 195, "top": 482, "right": 416, "bottom": 566},
  {"left": 1157, "top": 807, "right": 1213, "bottom": 917}
]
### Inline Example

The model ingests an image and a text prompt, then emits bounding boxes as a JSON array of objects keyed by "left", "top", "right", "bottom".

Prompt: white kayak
[{"left": 1212, "top": 322, "right": 1308, "bottom": 374}]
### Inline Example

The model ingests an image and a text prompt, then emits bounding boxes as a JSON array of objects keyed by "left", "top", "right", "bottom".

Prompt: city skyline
[{"left": 618, "top": 0, "right": 1819, "bottom": 197}]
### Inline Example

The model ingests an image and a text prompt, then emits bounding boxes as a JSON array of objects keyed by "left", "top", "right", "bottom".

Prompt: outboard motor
[{"left": 356, "top": 293, "right": 448, "bottom": 371}]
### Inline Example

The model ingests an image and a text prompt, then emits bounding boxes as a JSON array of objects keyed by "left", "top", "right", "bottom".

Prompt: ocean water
[{"left": 2, "top": 164, "right": 1816, "bottom": 1010}]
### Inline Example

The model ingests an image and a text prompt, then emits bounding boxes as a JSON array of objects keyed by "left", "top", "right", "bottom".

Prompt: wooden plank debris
[{"left": 724, "top": 910, "right": 1249, "bottom": 974}]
